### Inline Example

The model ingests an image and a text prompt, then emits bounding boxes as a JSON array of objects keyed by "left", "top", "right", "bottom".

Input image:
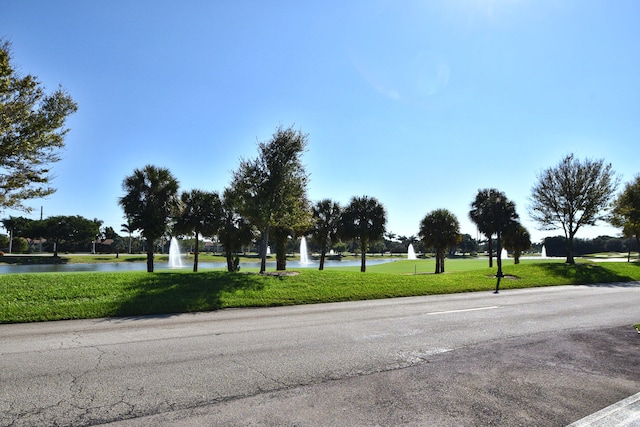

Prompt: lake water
[{"left": 0, "top": 258, "right": 397, "bottom": 274}]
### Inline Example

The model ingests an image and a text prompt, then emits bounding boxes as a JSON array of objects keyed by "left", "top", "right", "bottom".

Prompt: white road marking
[{"left": 427, "top": 306, "right": 499, "bottom": 316}]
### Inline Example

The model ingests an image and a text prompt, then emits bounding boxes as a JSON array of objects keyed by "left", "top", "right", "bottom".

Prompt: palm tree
[
  {"left": 120, "top": 220, "right": 134, "bottom": 254},
  {"left": 502, "top": 222, "right": 531, "bottom": 264},
  {"left": 174, "top": 189, "right": 222, "bottom": 272},
  {"left": 419, "top": 209, "right": 461, "bottom": 274},
  {"left": 119, "top": 165, "right": 180, "bottom": 272},
  {"left": 310, "top": 199, "right": 341, "bottom": 270},
  {"left": 219, "top": 188, "right": 254, "bottom": 272},
  {"left": 339, "top": 196, "right": 387, "bottom": 272},
  {"left": 469, "top": 188, "right": 519, "bottom": 276}
]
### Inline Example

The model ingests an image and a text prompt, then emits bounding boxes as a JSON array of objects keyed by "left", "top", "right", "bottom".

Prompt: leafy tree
[
  {"left": 174, "top": 189, "right": 222, "bottom": 272},
  {"left": 469, "top": 188, "right": 519, "bottom": 277},
  {"left": 419, "top": 209, "right": 461, "bottom": 274},
  {"left": 457, "top": 234, "right": 478, "bottom": 256},
  {"left": 119, "top": 165, "right": 180, "bottom": 272},
  {"left": 219, "top": 188, "right": 254, "bottom": 272},
  {"left": 230, "top": 125, "right": 309, "bottom": 273},
  {"left": 502, "top": 222, "right": 531, "bottom": 264},
  {"left": 0, "top": 41, "right": 78, "bottom": 212},
  {"left": 610, "top": 175, "right": 640, "bottom": 260},
  {"left": 339, "top": 196, "right": 387, "bottom": 272},
  {"left": 530, "top": 154, "right": 618, "bottom": 264},
  {"left": 2, "top": 215, "right": 29, "bottom": 253},
  {"left": 28, "top": 215, "right": 102, "bottom": 257},
  {"left": 309, "top": 199, "right": 341, "bottom": 270}
]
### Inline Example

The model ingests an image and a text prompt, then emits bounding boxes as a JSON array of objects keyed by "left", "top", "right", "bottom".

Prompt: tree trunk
[
  {"left": 360, "top": 239, "right": 367, "bottom": 272},
  {"left": 225, "top": 246, "right": 234, "bottom": 272},
  {"left": 193, "top": 234, "right": 199, "bottom": 272},
  {"left": 566, "top": 231, "right": 575, "bottom": 264},
  {"left": 496, "top": 232, "right": 504, "bottom": 277},
  {"left": 487, "top": 237, "right": 493, "bottom": 268},
  {"left": 319, "top": 248, "right": 326, "bottom": 271},
  {"left": 260, "top": 226, "right": 270, "bottom": 274},
  {"left": 146, "top": 245, "right": 154, "bottom": 272},
  {"left": 514, "top": 250, "right": 521, "bottom": 264},
  {"left": 276, "top": 238, "right": 287, "bottom": 271}
]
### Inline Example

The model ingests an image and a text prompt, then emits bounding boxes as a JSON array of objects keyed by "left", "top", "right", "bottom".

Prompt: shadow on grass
[
  {"left": 540, "top": 262, "right": 637, "bottom": 286},
  {"left": 113, "top": 271, "right": 265, "bottom": 318},
  {"left": 0, "top": 255, "right": 70, "bottom": 265}
]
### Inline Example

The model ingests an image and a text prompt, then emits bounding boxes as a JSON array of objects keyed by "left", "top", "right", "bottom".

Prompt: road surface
[{"left": 1, "top": 283, "right": 639, "bottom": 426}]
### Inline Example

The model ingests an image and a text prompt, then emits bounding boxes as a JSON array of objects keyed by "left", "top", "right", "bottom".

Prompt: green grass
[{"left": 1, "top": 259, "right": 639, "bottom": 323}]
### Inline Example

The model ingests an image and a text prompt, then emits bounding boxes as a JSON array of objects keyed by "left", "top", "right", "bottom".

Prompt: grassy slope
[{"left": 1, "top": 259, "right": 639, "bottom": 323}]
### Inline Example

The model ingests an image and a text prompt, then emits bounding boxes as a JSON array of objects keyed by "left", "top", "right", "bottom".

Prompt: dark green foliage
[
  {"left": 530, "top": 154, "right": 618, "bottom": 264},
  {"left": 231, "top": 125, "right": 310, "bottom": 272},
  {"left": 340, "top": 195, "right": 387, "bottom": 272},
  {"left": 310, "top": 199, "right": 342, "bottom": 270},
  {"left": 0, "top": 41, "right": 78, "bottom": 211},
  {"left": 119, "top": 165, "right": 180, "bottom": 272},
  {"left": 174, "top": 189, "right": 222, "bottom": 272},
  {"left": 610, "top": 175, "right": 640, "bottom": 259},
  {"left": 419, "top": 209, "right": 461, "bottom": 273}
]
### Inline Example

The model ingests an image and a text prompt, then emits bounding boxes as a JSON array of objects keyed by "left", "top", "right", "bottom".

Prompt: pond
[{"left": 0, "top": 258, "right": 398, "bottom": 274}]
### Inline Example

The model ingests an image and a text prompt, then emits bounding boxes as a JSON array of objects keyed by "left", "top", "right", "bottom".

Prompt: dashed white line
[{"left": 427, "top": 306, "right": 499, "bottom": 316}]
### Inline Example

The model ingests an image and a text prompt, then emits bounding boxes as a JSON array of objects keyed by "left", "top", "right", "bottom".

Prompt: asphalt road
[{"left": 1, "top": 283, "right": 639, "bottom": 426}]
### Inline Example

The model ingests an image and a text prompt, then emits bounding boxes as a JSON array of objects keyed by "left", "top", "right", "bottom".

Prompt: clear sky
[{"left": 2, "top": 0, "right": 639, "bottom": 243}]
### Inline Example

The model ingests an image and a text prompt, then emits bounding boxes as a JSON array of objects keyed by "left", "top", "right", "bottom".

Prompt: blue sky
[{"left": 2, "top": 0, "right": 638, "bottom": 243}]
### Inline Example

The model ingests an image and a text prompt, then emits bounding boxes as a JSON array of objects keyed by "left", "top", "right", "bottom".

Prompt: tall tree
[
  {"left": 174, "top": 189, "right": 222, "bottom": 272},
  {"left": 502, "top": 222, "right": 531, "bottom": 264},
  {"left": 530, "top": 154, "right": 618, "bottom": 264},
  {"left": 0, "top": 41, "right": 78, "bottom": 212},
  {"left": 309, "top": 199, "right": 341, "bottom": 270},
  {"left": 339, "top": 196, "right": 387, "bottom": 272},
  {"left": 419, "top": 209, "right": 461, "bottom": 274},
  {"left": 230, "top": 125, "right": 310, "bottom": 273},
  {"left": 119, "top": 165, "right": 180, "bottom": 272},
  {"left": 469, "top": 188, "right": 519, "bottom": 276},
  {"left": 610, "top": 174, "right": 640, "bottom": 260},
  {"left": 2, "top": 215, "right": 29, "bottom": 253},
  {"left": 219, "top": 188, "right": 254, "bottom": 272}
]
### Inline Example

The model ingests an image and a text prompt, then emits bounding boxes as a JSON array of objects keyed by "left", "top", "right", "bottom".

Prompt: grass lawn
[{"left": 1, "top": 258, "right": 639, "bottom": 323}]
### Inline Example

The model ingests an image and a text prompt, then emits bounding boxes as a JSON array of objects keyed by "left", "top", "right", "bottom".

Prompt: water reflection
[{"left": 0, "top": 258, "right": 397, "bottom": 274}]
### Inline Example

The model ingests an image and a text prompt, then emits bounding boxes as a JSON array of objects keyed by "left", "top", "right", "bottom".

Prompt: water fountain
[
  {"left": 500, "top": 248, "right": 508, "bottom": 260},
  {"left": 299, "top": 236, "right": 310, "bottom": 265},
  {"left": 168, "top": 237, "right": 183, "bottom": 268},
  {"left": 541, "top": 245, "right": 547, "bottom": 258},
  {"left": 407, "top": 244, "right": 417, "bottom": 260}
]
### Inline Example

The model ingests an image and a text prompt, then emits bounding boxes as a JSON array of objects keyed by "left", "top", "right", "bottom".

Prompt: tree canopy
[
  {"left": 230, "top": 125, "right": 310, "bottom": 273},
  {"left": 173, "top": 189, "right": 222, "bottom": 272},
  {"left": 529, "top": 154, "right": 618, "bottom": 264},
  {"left": 339, "top": 195, "right": 387, "bottom": 272},
  {"left": 0, "top": 40, "right": 78, "bottom": 212},
  {"left": 419, "top": 209, "right": 461, "bottom": 274},
  {"left": 309, "top": 199, "right": 342, "bottom": 270},
  {"left": 119, "top": 165, "right": 180, "bottom": 272},
  {"left": 610, "top": 174, "right": 640, "bottom": 259}
]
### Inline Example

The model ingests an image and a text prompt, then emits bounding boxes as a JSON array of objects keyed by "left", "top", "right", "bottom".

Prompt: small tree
[
  {"left": 119, "top": 165, "right": 180, "bottom": 272},
  {"left": 610, "top": 174, "right": 640, "bottom": 260},
  {"left": 219, "top": 188, "right": 254, "bottom": 272},
  {"left": 419, "top": 209, "right": 461, "bottom": 274},
  {"left": 174, "top": 189, "right": 222, "bottom": 272},
  {"left": 470, "top": 188, "right": 519, "bottom": 276},
  {"left": 339, "top": 196, "right": 387, "bottom": 272},
  {"left": 309, "top": 199, "right": 341, "bottom": 270},
  {"left": 0, "top": 41, "right": 78, "bottom": 212},
  {"left": 502, "top": 222, "right": 531, "bottom": 264},
  {"left": 28, "top": 215, "right": 102, "bottom": 257},
  {"left": 530, "top": 154, "right": 618, "bottom": 264}
]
